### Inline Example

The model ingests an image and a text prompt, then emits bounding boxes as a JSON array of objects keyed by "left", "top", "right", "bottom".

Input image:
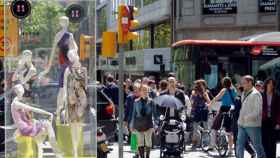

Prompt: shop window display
[{"left": 3, "top": 1, "right": 96, "bottom": 158}]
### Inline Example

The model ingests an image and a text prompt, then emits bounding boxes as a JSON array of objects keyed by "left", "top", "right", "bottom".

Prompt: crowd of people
[{"left": 101, "top": 72, "right": 280, "bottom": 158}]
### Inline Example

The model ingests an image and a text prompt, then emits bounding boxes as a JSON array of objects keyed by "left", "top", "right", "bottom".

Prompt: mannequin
[
  {"left": 12, "top": 50, "right": 36, "bottom": 98},
  {"left": 11, "top": 84, "right": 62, "bottom": 158},
  {"left": 63, "top": 49, "right": 87, "bottom": 158},
  {"left": 39, "top": 16, "right": 79, "bottom": 123}
]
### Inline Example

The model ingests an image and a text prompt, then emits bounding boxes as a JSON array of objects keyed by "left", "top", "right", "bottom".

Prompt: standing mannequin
[
  {"left": 63, "top": 49, "right": 87, "bottom": 158},
  {"left": 11, "top": 84, "right": 62, "bottom": 158},
  {"left": 12, "top": 50, "right": 36, "bottom": 98},
  {"left": 39, "top": 16, "right": 79, "bottom": 123}
]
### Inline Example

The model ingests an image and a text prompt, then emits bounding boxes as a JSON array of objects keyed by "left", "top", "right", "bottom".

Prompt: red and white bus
[{"left": 172, "top": 35, "right": 280, "bottom": 94}]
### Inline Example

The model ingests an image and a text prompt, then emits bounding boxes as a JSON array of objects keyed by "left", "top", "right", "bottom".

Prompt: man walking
[{"left": 237, "top": 75, "right": 266, "bottom": 158}]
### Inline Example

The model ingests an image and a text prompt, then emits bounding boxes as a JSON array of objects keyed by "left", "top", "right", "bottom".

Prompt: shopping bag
[
  {"left": 130, "top": 132, "right": 138, "bottom": 153},
  {"left": 56, "top": 123, "right": 84, "bottom": 157}
]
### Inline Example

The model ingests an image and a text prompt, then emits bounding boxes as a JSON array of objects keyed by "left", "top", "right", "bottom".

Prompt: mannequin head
[
  {"left": 22, "top": 50, "right": 32, "bottom": 62},
  {"left": 68, "top": 49, "right": 80, "bottom": 67},
  {"left": 18, "top": 50, "right": 32, "bottom": 66},
  {"left": 14, "top": 84, "right": 25, "bottom": 98},
  {"left": 59, "top": 16, "right": 69, "bottom": 29}
]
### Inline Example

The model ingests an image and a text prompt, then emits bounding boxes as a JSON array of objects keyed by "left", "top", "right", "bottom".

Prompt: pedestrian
[
  {"left": 159, "top": 79, "right": 168, "bottom": 94},
  {"left": 237, "top": 75, "right": 266, "bottom": 158},
  {"left": 255, "top": 80, "right": 264, "bottom": 93},
  {"left": 232, "top": 85, "right": 256, "bottom": 158},
  {"left": 262, "top": 78, "right": 280, "bottom": 158},
  {"left": 177, "top": 85, "right": 192, "bottom": 115},
  {"left": 208, "top": 77, "right": 235, "bottom": 155},
  {"left": 142, "top": 77, "right": 157, "bottom": 99},
  {"left": 124, "top": 82, "right": 141, "bottom": 158},
  {"left": 130, "top": 84, "right": 158, "bottom": 158},
  {"left": 190, "top": 79, "right": 211, "bottom": 149},
  {"left": 159, "top": 77, "right": 185, "bottom": 119},
  {"left": 103, "top": 74, "right": 119, "bottom": 116}
]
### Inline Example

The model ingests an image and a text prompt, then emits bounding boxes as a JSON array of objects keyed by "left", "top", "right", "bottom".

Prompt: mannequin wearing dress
[
  {"left": 39, "top": 16, "right": 79, "bottom": 123},
  {"left": 11, "top": 84, "right": 62, "bottom": 158},
  {"left": 63, "top": 49, "right": 87, "bottom": 158}
]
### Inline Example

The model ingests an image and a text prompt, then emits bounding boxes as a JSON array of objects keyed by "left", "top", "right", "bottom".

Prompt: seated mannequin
[{"left": 11, "top": 84, "right": 62, "bottom": 158}]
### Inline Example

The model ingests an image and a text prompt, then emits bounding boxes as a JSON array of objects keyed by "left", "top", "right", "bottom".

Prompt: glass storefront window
[
  {"left": 143, "top": 0, "right": 158, "bottom": 6},
  {"left": 4, "top": 1, "right": 97, "bottom": 158}
]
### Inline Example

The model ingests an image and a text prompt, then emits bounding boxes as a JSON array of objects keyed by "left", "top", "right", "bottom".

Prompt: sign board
[
  {"left": 259, "top": 0, "right": 276, "bottom": 13},
  {"left": 202, "top": 0, "right": 237, "bottom": 15},
  {"left": 1, "top": 5, "right": 19, "bottom": 57}
]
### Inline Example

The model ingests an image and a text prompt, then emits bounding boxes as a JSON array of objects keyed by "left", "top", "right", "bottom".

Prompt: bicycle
[
  {"left": 200, "top": 110, "right": 216, "bottom": 152},
  {"left": 201, "top": 110, "right": 232, "bottom": 157}
]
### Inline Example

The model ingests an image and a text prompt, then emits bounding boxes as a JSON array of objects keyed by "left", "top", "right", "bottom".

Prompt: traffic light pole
[{"left": 118, "top": 43, "right": 125, "bottom": 158}]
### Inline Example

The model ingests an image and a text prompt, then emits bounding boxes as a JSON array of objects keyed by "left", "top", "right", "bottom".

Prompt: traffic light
[
  {"left": 101, "top": 32, "right": 117, "bottom": 58},
  {"left": 127, "top": 5, "right": 139, "bottom": 41},
  {"left": 80, "top": 34, "right": 94, "bottom": 60},
  {"left": 117, "top": 5, "right": 139, "bottom": 44}
]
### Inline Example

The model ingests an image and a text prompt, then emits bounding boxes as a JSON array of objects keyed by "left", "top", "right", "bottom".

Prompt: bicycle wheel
[
  {"left": 201, "top": 131, "right": 211, "bottom": 152},
  {"left": 216, "top": 133, "right": 228, "bottom": 157}
]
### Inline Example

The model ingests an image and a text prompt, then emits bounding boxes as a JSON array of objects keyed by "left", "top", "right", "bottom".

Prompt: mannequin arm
[
  {"left": 69, "top": 33, "right": 78, "bottom": 53},
  {"left": 21, "top": 66, "right": 36, "bottom": 84},
  {"left": 12, "top": 62, "right": 24, "bottom": 82},
  {"left": 13, "top": 100, "right": 53, "bottom": 117},
  {"left": 39, "top": 34, "right": 59, "bottom": 76},
  {"left": 63, "top": 68, "right": 70, "bottom": 102}
]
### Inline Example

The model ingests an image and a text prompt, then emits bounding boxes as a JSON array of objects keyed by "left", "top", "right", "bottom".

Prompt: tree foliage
[{"left": 21, "top": 0, "right": 79, "bottom": 49}]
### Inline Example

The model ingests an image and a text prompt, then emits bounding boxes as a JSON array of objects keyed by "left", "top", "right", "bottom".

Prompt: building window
[
  {"left": 132, "top": 28, "right": 150, "bottom": 50},
  {"left": 143, "top": 0, "right": 158, "bottom": 6},
  {"left": 97, "top": 7, "right": 107, "bottom": 39},
  {"left": 135, "top": 0, "right": 142, "bottom": 8},
  {"left": 154, "top": 23, "right": 171, "bottom": 48}
]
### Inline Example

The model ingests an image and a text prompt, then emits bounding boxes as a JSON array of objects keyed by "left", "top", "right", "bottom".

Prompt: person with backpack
[
  {"left": 208, "top": 77, "right": 236, "bottom": 155},
  {"left": 130, "top": 84, "right": 158, "bottom": 158}
]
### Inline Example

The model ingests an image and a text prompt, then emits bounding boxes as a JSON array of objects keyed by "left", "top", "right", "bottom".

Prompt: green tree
[{"left": 21, "top": 0, "right": 79, "bottom": 49}]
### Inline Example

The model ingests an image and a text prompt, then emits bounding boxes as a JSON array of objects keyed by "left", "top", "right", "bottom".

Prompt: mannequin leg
[
  {"left": 34, "top": 133, "right": 47, "bottom": 158},
  {"left": 71, "top": 122, "right": 81, "bottom": 158},
  {"left": 56, "top": 88, "right": 64, "bottom": 123},
  {"left": 44, "top": 121, "right": 63, "bottom": 158}
]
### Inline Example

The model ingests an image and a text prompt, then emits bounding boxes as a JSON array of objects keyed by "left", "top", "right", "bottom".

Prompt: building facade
[
  {"left": 175, "top": 0, "right": 277, "bottom": 41},
  {"left": 173, "top": 0, "right": 279, "bottom": 89},
  {"left": 96, "top": 0, "right": 172, "bottom": 82}
]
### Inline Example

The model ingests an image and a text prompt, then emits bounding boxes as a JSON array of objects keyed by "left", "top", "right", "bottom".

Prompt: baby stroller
[{"left": 158, "top": 114, "right": 185, "bottom": 158}]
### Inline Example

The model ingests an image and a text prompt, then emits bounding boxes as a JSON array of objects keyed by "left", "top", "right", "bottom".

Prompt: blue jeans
[{"left": 237, "top": 126, "right": 266, "bottom": 158}]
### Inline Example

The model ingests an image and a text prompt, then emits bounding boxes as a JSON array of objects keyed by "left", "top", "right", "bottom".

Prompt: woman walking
[
  {"left": 208, "top": 77, "right": 236, "bottom": 155},
  {"left": 190, "top": 79, "right": 211, "bottom": 149},
  {"left": 262, "top": 78, "right": 280, "bottom": 158},
  {"left": 131, "top": 84, "right": 157, "bottom": 158}
]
